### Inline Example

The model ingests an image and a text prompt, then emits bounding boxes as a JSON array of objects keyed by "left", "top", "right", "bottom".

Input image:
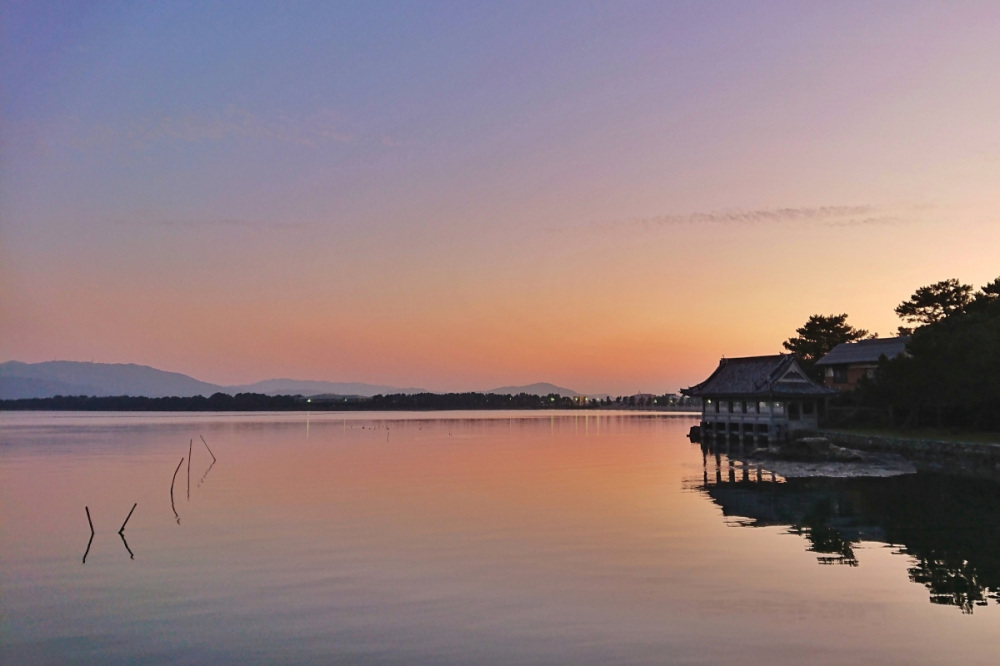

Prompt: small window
[
  {"left": 833, "top": 366, "right": 848, "bottom": 383},
  {"left": 788, "top": 402, "right": 800, "bottom": 420}
]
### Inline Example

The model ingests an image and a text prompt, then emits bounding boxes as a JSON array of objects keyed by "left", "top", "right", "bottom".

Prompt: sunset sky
[{"left": 3, "top": 1, "right": 998, "bottom": 395}]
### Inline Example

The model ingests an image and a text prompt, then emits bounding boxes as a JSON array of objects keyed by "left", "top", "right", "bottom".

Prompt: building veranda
[{"left": 682, "top": 355, "right": 836, "bottom": 445}]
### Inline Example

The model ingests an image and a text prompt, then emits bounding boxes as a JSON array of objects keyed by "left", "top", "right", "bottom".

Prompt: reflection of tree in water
[
  {"left": 789, "top": 499, "right": 858, "bottom": 566},
  {"left": 695, "top": 446, "right": 1000, "bottom": 613},
  {"left": 866, "top": 473, "right": 1000, "bottom": 613},
  {"left": 909, "top": 556, "right": 994, "bottom": 613}
]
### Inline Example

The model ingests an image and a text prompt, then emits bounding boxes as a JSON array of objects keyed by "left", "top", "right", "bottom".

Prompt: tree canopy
[
  {"left": 783, "top": 314, "right": 871, "bottom": 379},
  {"left": 863, "top": 276, "right": 1000, "bottom": 430},
  {"left": 894, "top": 278, "right": 974, "bottom": 328}
]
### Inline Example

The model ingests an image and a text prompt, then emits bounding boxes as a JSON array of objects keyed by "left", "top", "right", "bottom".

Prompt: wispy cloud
[{"left": 588, "top": 205, "right": 929, "bottom": 233}]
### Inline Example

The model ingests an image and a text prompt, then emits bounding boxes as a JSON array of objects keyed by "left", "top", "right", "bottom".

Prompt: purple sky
[{"left": 3, "top": 1, "right": 998, "bottom": 394}]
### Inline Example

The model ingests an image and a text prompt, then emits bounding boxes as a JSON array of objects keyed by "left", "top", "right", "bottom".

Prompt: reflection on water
[
  {"left": 695, "top": 440, "right": 1000, "bottom": 613},
  {"left": 5, "top": 411, "right": 1000, "bottom": 664},
  {"left": 119, "top": 531, "right": 135, "bottom": 559},
  {"left": 82, "top": 528, "right": 94, "bottom": 564}
]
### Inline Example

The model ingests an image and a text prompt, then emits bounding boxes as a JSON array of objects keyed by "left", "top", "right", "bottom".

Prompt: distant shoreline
[{"left": 0, "top": 393, "right": 701, "bottom": 413}]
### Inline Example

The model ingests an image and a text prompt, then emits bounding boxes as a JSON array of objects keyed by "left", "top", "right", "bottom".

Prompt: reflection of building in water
[
  {"left": 695, "top": 443, "right": 879, "bottom": 566},
  {"left": 682, "top": 355, "right": 836, "bottom": 445},
  {"left": 693, "top": 440, "right": 1000, "bottom": 613}
]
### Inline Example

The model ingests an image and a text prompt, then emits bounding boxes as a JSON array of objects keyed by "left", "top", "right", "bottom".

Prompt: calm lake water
[{"left": 3, "top": 410, "right": 1000, "bottom": 664}]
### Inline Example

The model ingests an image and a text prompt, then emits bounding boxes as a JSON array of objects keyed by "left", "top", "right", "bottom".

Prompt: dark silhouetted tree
[
  {"left": 968, "top": 276, "right": 1000, "bottom": 313},
  {"left": 865, "top": 275, "right": 1000, "bottom": 430},
  {"left": 783, "top": 314, "right": 871, "bottom": 380},
  {"left": 895, "top": 278, "right": 974, "bottom": 328}
]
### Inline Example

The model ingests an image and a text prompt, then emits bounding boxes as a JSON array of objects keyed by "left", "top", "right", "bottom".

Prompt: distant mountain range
[
  {"left": 225, "top": 378, "right": 427, "bottom": 398},
  {"left": 0, "top": 361, "right": 581, "bottom": 400},
  {"left": 0, "top": 361, "right": 220, "bottom": 399},
  {"left": 0, "top": 361, "right": 425, "bottom": 400},
  {"left": 484, "top": 382, "right": 578, "bottom": 398}
]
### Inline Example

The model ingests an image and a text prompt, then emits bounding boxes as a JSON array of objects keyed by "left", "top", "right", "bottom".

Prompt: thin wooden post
[
  {"left": 200, "top": 435, "right": 216, "bottom": 462},
  {"left": 83, "top": 506, "right": 95, "bottom": 564},
  {"left": 170, "top": 457, "right": 184, "bottom": 524},
  {"left": 119, "top": 503, "right": 137, "bottom": 534},
  {"left": 187, "top": 439, "right": 192, "bottom": 500}
]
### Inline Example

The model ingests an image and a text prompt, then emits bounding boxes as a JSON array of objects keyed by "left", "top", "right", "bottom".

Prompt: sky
[{"left": 2, "top": 1, "right": 999, "bottom": 395}]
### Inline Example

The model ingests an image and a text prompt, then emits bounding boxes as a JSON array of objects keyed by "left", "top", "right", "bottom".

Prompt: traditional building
[
  {"left": 815, "top": 336, "right": 909, "bottom": 390},
  {"left": 681, "top": 354, "right": 836, "bottom": 444}
]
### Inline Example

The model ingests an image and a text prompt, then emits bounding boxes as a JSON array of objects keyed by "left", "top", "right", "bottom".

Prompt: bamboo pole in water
[
  {"left": 83, "top": 506, "right": 96, "bottom": 564},
  {"left": 200, "top": 435, "right": 216, "bottom": 462},
  {"left": 170, "top": 457, "right": 184, "bottom": 524},
  {"left": 187, "top": 439, "right": 192, "bottom": 500},
  {"left": 119, "top": 503, "right": 137, "bottom": 534}
]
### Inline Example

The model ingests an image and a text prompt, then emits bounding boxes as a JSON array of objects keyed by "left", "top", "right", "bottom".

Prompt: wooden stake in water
[
  {"left": 187, "top": 439, "right": 192, "bottom": 500},
  {"left": 83, "top": 506, "right": 95, "bottom": 564},
  {"left": 200, "top": 435, "right": 216, "bottom": 462},
  {"left": 170, "top": 457, "right": 184, "bottom": 524},
  {"left": 119, "top": 503, "right": 137, "bottom": 535}
]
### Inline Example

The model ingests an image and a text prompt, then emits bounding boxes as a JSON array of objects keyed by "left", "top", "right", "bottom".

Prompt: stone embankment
[
  {"left": 746, "top": 436, "right": 916, "bottom": 478},
  {"left": 817, "top": 430, "right": 1000, "bottom": 479}
]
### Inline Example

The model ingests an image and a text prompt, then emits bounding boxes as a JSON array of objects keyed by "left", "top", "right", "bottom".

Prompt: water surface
[{"left": 3, "top": 411, "right": 1000, "bottom": 664}]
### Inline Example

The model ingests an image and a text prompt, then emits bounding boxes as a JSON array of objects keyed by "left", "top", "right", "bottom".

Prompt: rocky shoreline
[
  {"left": 816, "top": 430, "right": 1000, "bottom": 479},
  {"left": 745, "top": 436, "right": 917, "bottom": 478},
  {"left": 692, "top": 427, "right": 1000, "bottom": 480}
]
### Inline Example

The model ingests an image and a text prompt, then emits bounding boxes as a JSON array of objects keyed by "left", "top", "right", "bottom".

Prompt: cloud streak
[{"left": 589, "top": 205, "right": 931, "bottom": 233}]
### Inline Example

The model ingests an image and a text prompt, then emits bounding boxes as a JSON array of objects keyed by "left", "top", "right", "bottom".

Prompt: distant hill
[
  {"left": 1, "top": 361, "right": 580, "bottom": 401},
  {"left": 227, "top": 379, "right": 427, "bottom": 397},
  {"left": 484, "top": 382, "right": 579, "bottom": 397},
  {"left": 0, "top": 361, "right": 425, "bottom": 400},
  {"left": 0, "top": 361, "right": 220, "bottom": 399}
]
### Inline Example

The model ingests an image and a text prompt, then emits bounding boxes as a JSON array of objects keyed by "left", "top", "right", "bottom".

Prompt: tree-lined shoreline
[
  {"left": 785, "top": 276, "right": 1000, "bottom": 433},
  {"left": 0, "top": 391, "right": 698, "bottom": 412}
]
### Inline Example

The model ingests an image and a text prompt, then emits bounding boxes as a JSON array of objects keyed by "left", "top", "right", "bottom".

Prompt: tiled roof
[
  {"left": 815, "top": 336, "right": 910, "bottom": 366},
  {"left": 681, "top": 354, "right": 835, "bottom": 398}
]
